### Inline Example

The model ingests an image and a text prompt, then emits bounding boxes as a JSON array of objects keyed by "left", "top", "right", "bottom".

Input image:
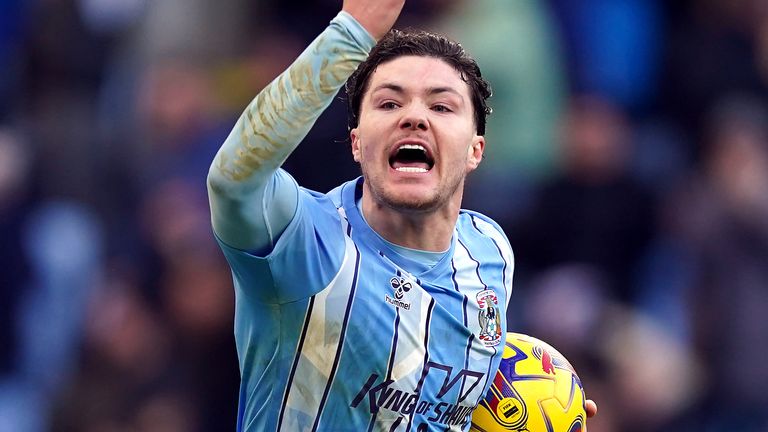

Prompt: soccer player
[{"left": 207, "top": 0, "right": 594, "bottom": 430}]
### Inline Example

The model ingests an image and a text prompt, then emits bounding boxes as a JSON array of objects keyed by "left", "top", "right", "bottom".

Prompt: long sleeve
[{"left": 207, "top": 11, "right": 375, "bottom": 251}]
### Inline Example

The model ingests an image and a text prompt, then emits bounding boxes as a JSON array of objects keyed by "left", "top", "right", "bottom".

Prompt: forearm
[{"left": 207, "top": 12, "right": 375, "bottom": 250}]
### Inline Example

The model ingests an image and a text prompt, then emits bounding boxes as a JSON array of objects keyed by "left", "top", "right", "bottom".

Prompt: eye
[
  {"left": 380, "top": 101, "right": 400, "bottom": 110},
  {"left": 432, "top": 104, "right": 452, "bottom": 113}
]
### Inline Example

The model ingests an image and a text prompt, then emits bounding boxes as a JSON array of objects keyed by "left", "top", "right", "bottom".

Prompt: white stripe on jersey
[
  {"left": 362, "top": 264, "right": 436, "bottom": 431},
  {"left": 452, "top": 238, "right": 499, "bottom": 404},
  {"left": 469, "top": 216, "right": 514, "bottom": 304},
  {"left": 390, "top": 281, "right": 433, "bottom": 382},
  {"left": 278, "top": 218, "right": 359, "bottom": 431},
  {"left": 379, "top": 282, "right": 435, "bottom": 432}
]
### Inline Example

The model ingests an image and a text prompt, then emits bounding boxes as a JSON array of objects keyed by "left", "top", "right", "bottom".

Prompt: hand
[
  {"left": 586, "top": 399, "right": 597, "bottom": 418},
  {"left": 585, "top": 399, "right": 598, "bottom": 431},
  {"left": 342, "top": 0, "right": 406, "bottom": 40}
]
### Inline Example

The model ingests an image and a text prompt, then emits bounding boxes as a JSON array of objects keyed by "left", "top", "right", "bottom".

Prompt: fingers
[
  {"left": 342, "top": 0, "right": 406, "bottom": 40},
  {"left": 586, "top": 399, "right": 598, "bottom": 418}
]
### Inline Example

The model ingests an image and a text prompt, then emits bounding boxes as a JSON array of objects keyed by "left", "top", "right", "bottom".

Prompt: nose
[{"left": 399, "top": 103, "right": 429, "bottom": 131}]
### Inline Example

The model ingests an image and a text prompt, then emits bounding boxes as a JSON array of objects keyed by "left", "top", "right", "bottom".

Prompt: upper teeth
[{"left": 399, "top": 144, "right": 426, "bottom": 152}]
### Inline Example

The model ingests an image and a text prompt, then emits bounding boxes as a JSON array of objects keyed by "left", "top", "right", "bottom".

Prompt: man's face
[{"left": 350, "top": 55, "right": 485, "bottom": 213}]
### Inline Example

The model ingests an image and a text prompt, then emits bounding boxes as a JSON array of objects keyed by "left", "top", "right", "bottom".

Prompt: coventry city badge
[{"left": 476, "top": 289, "right": 501, "bottom": 347}]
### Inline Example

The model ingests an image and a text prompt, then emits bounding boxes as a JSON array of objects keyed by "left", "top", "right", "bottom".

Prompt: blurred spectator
[
  {"left": 428, "top": 0, "right": 567, "bottom": 221},
  {"left": 0, "top": 128, "right": 32, "bottom": 375},
  {"left": 441, "top": 0, "right": 566, "bottom": 180},
  {"left": 0, "top": 0, "right": 28, "bottom": 120},
  {"left": 49, "top": 270, "right": 180, "bottom": 432},
  {"left": 0, "top": 123, "right": 104, "bottom": 432},
  {"left": 518, "top": 264, "right": 617, "bottom": 432},
  {"left": 18, "top": 201, "right": 103, "bottom": 391},
  {"left": 663, "top": 96, "right": 768, "bottom": 431},
  {"left": 549, "top": 0, "right": 664, "bottom": 111},
  {"left": 159, "top": 246, "right": 239, "bottom": 431},
  {"left": 508, "top": 95, "right": 656, "bottom": 303},
  {"left": 600, "top": 304, "right": 702, "bottom": 432},
  {"left": 52, "top": 241, "right": 239, "bottom": 432},
  {"left": 134, "top": 58, "right": 230, "bottom": 186},
  {"left": 3, "top": 1, "right": 768, "bottom": 431},
  {"left": 520, "top": 264, "right": 702, "bottom": 432},
  {"left": 141, "top": 178, "right": 239, "bottom": 430},
  {"left": 0, "top": 128, "right": 35, "bottom": 432},
  {"left": 660, "top": 0, "right": 768, "bottom": 155},
  {"left": 520, "top": 264, "right": 608, "bottom": 356}
]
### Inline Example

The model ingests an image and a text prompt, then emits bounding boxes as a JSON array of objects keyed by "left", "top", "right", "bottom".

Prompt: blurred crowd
[{"left": 1, "top": 0, "right": 768, "bottom": 431}]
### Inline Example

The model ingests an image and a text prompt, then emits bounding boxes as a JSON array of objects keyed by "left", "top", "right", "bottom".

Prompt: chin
[
  {"left": 380, "top": 188, "right": 443, "bottom": 213},
  {"left": 363, "top": 170, "right": 459, "bottom": 213}
]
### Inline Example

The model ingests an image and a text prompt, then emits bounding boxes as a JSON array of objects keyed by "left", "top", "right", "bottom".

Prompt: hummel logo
[
  {"left": 390, "top": 277, "right": 412, "bottom": 299},
  {"left": 385, "top": 276, "right": 413, "bottom": 310}
]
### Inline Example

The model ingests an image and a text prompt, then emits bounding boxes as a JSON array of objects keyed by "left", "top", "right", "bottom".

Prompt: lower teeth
[{"left": 396, "top": 167, "right": 428, "bottom": 173}]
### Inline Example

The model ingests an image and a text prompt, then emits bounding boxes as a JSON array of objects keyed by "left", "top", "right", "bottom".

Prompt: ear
[
  {"left": 466, "top": 135, "right": 485, "bottom": 171},
  {"left": 350, "top": 128, "right": 362, "bottom": 162}
]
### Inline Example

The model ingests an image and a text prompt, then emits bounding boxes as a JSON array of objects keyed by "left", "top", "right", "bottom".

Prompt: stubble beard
[{"left": 362, "top": 165, "right": 467, "bottom": 214}]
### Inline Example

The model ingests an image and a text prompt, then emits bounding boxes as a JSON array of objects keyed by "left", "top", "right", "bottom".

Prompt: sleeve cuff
[{"left": 332, "top": 11, "right": 377, "bottom": 52}]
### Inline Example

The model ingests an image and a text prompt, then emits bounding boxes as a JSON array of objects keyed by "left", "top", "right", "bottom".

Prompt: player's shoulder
[
  {"left": 457, "top": 209, "right": 513, "bottom": 253},
  {"left": 324, "top": 181, "right": 347, "bottom": 209},
  {"left": 285, "top": 179, "right": 353, "bottom": 238},
  {"left": 295, "top": 177, "right": 350, "bottom": 209},
  {"left": 457, "top": 209, "right": 505, "bottom": 236}
]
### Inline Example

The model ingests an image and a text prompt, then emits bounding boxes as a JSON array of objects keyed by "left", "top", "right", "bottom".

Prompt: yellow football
[{"left": 470, "top": 333, "right": 586, "bottom": 432}]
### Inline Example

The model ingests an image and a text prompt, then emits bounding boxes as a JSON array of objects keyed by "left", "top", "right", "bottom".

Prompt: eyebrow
[{"left": 371, "top": 83, "right": 465, "bottom": 100}]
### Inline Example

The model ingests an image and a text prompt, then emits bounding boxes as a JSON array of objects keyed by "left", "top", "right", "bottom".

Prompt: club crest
[{"left": 477, "top": 290, "right": 502, "bottom": 347}]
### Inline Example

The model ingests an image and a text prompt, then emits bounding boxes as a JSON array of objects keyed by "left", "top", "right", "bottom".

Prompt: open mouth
[{"left": 389, "top": 144, "right": 434, "bottom": 173}]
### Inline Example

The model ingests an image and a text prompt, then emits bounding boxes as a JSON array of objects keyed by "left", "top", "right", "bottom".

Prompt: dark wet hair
[{"left": 345, "top": 28, "right": 492, "bottom": 135}]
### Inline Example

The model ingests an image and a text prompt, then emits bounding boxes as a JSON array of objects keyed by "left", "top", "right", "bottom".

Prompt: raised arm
[
  {"left": 342, "top": 0, "right": 406, "bottom": 40},
  {"left": 207, "top": 1, "right": 404, "bottom": 251}
]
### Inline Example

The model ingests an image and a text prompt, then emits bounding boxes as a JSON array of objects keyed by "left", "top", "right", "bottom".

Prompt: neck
[{"left": 360, "top": 183, "right": 462, "bottom": 252}]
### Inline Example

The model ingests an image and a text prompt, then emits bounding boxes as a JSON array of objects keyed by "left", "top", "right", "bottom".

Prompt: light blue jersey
[
  {"left": 208, "top": 10, "right": 515, "bottom": 431},
  {"left": 217, "top": 177, "right": 514, "bottom": 431}
]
